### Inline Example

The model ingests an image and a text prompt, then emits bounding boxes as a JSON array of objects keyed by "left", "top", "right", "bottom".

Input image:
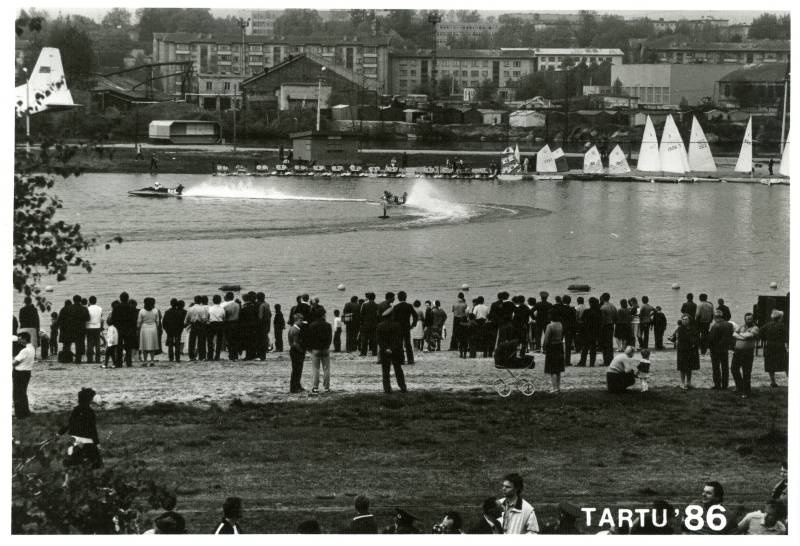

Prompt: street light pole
[
  {"left": 22, "top": 67, "right": 30, "bottom": 152},
  {"left": 316, "top": 66, "right": 326, "bottom": 132}
]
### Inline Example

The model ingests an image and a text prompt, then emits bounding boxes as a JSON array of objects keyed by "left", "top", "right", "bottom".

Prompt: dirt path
[{"left": 27, "top": 349, "right": 780, "bottom": 413}]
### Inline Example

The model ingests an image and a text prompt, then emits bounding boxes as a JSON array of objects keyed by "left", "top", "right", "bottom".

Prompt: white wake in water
[
  {"left": 183, "top": 180, "right": 368, "bottom": 202},
  {"left": 404, "top": 180, "right": 474, "bottom": 221}
]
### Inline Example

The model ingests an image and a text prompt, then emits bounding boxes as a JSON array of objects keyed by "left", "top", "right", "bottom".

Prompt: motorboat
[{"left": 128, "top": 183, "right": 184, "bottom": 197}]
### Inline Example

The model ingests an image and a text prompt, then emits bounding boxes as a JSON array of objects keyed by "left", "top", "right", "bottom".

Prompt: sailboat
[
  {"left": 583, "top": 145, "right": 604, "bottom": 174},
  {"left": 498, "top": 145, "right": 523, "bottom": 181},
  {"left": 606, "top": 145, "right": 635, "bottom": 181},
  {"left": 688, "top": 115, "right": 717, "bottom": 175},
  {"left": 760, "top": 128, "right": 791, "bottom": 185},
  {"left": 636, "top": 115, "right": 661, "bottom": 173},
  {"left": 534, "top": 144, "right": 563, "bottom": 181},
  {"left": 724, "top": 117, "right": 755, "bottom": 183}
]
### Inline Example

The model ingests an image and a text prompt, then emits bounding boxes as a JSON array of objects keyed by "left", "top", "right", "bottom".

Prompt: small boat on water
[
  {"left": 312, "top": 165, "right": 331, "bottom": 177},
  {"left": 129, "top": 183, "right": 184, "bottom": 198}
]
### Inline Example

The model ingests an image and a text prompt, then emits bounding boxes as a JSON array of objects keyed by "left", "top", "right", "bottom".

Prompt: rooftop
[
  {"left": 153, "top": 32, "right": 391, "bottom": 47},
  {"left": 719, "top": 63, "right": 789, "bottom": 82}
]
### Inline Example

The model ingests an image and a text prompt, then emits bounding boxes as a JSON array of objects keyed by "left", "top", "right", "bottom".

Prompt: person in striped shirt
[{"left": 498, "top": 473, "right": 539, "bottom": 534}]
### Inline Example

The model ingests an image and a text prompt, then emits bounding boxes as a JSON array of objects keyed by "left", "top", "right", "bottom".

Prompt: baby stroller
[{"left": 492, "top": 327, "right": 536, "bottom": 397}]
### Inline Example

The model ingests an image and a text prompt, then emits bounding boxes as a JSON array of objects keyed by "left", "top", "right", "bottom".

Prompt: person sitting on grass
[
  {"left": 59, "top": 387, "right": 102, "bottom": 468},
  {"left": 346, "top": 495, "right": 377, "bottom": 533},
  {"left": 468, "top": 497, "right": 503, "bottom": 534},
  {"left": 737, "top": 500, "right": 787, "bottom": 535},
  {"left": 682, "top": 481, "right": 735, "bottom": 534},
  {"left": 155, "top": 492, "right": 186, "bottom": 534},
  {"left": 213, "top": 497, "right": 242, "bottom": 534},
  {"left": 606, "top": 346, "right": 637, "bottom": 393},
  {"left": 382, "top": 508, "right": 421, "bottom": 534}
]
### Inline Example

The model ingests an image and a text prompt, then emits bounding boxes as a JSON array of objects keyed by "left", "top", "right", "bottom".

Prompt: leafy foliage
[
  {"left": 12, "top": 435, "right": 171, "bottom": 534},
  {"left": 748, "top": 13, "right": 791, "bottom": 40},
  {"left": 14, "top": 145, "right": 122, "bottom": 311}
]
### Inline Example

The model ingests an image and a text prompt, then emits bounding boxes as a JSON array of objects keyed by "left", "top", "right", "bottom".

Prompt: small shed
[
  {"left": 148, "top": 120, "right": 221, "bottom": 144},
  {"left": 404, "top": 108, "right": 427, "bottom": 123},
  {"left": 331, "top": 104, "right": 355, "bottom": 121},
  {"left": 510, "top": 110, "right": 546, "bottom": 128},
  {"left": 290, "top": 131, "right": 360, "bottom": 164},
  {"left": 478, "top": 109, "right": 506, "bottom": 125}
]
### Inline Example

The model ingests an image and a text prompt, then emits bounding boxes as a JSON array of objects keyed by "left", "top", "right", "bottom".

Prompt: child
[
  {"left": 332, "top": 310, "right": 343, "bottom": 352},
  {"left": 104, "top": 321, "right": 119, "bottom": 368},
  {"left": 637, "top": 348, "right": 651, "bottom": 392}
]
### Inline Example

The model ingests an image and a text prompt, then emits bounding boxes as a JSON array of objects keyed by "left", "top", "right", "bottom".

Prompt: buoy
[
  {"left": 567, "top": 284, "right": 591, "bottom": 292},
  {"left": 218, "top": 284, "right": 241, "bottom": 292},
  {"left": 671, "top": 283, "right": 680, "bottom": 290},
  {"left": 44, "top": 285, "right": 54, "bottom": 292},
  {"left": 337, "top": 284, "right": 346, "bottom": 291},
  {"left": 461, "top": 283, "right": 470, "bottom": 291},
  {"left": 770, "top": 282, "right": 778, "bottom": 289}
]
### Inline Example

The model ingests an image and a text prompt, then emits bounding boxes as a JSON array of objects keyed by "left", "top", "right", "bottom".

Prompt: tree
[
  {"left": 749, "top": 13, "right": 790, "bottom": 40},
  {"left": 14, "top": 146, "right": 122, "bottom": 311},
  {"left": 101, "top": 7, "right": 131, "bottom": 29},
  {"left": 45, "top": 20, "right": 96, "bottom": 86},
  {"left": 611, "top": 77, "right": 623, "bottom": 96},
  {"left": 574, "top": 10, "right": 599, "bottom": 47},
  {"left": 437, "top": 74, "right": 457, "bottom": 97},
  {"left": 455, "top": 10, "right": 481, "bottom": 23},
  {"left": 275, "top": 9, "right": 322, "bottom": 37},
  {"left": 477, "top": 78, "right": 498, "bottom": 101}
]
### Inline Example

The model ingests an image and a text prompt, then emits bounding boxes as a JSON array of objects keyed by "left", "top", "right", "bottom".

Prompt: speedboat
[{"left": 128, "top": 184, "right": 184, "bottom": 198}]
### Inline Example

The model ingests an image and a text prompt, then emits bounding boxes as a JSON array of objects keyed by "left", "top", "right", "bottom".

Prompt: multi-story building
[
  {"left": 643, "top": 39, "right": 790, "bottom": 65},
  {"left": 611, "top": 64, "right": 743, "bottom": 106},
  {"left": 649, "top": 16, "right": 729, "bottom": 33},
  {"left": 247, "top": 10, "right": 281, "bottom": 37},
  {"left": 389, "top": 47, "right": 623, "bottom": 100},
  {"left": 717, "top": 63, "right": 789, "bottom": 109},
  {"left": 152, "top": 32, "right": 391, "bottom": 99},
  {"left": 436, "top": 21, "right": 500, "bottom": 47}
]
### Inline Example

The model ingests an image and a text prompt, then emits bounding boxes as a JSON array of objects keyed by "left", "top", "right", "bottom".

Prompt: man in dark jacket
[
  {"left": 306, "top": 307, "right": 333, "bottom": 395},
  {"left": 18, "top": 296, "right": 40, "bottom": 350},
  {"left": 295, "top": 293, "right": 312, "bottom": 323},
  {"left": 376, "top": 308, "right": 407, "bottom": 393},
  {"left": 511, "top": 295, "right": 530, "bottom": 359},
  {"left": 114, "top": 292, "right": 139, "bottom": 367},
  {"left": 468, "top": 497, "right": 504, "bottom": 534},
  {"left": 64, "top": 295, "right": 90, "bottom": 363},
  {"left": 359, "top": 292, "right": 379, "bottom": 356},
  {"left": 560, "top": 295, "right": 577, "bottom": 367},
  {"left": 708, "top": 310, "right": 734, "bottom": 390},
  {"left": 578, "top": 297, "right": 602, "bottom": 367},
  {"left": 239, "top": 292, "right": 259, "bottom": 360},
  {"left": 162, "top": 298, "right": 186, "bottom": 362},
  {"left": 652, "top": 306, "right": 668, "bottom": 350},
  {"left": 533, "top": 292, "right": 553, "bottom": 351},
  {"left": 343, "top": 295, "right": 360, "bottom": 352},
  {"left": 391, "top": 291, "right": 418, "bottom": 364},
  {"left": 347, "top": 495, "right": 378, "bottom": 533}
]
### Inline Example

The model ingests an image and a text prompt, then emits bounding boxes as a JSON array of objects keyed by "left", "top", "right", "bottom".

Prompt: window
[
  {"left": 410, "top": 69, "right": 416, "bottom": 76},
  {"left": 503, "top": 70, "right": 510, "bottom": 77},
  {"left": 481, "top": 70, "right": 488, "bottom": 78},
  {"left": 205, "top": 81, "right": 212, "bottom": 91},
  {"left": 224, "top": 82, "right": 231, "bottom": 90},
  {"left": 472, "top": 59, "right": 478, "bottom": 66},
  {"left": 471, "top": 70, "right": 479, "bottom": 77},
  {"left": 513, "top": 60, "right": 521, "bottom": 67},
  {"left": 549, "top": 57, "right": 555, "bottom": 62},
  {"left": 452, "top": 70, "right": 459, "bottom": 75},
  {"left": 462, "top": 70, "right": 467, "bottom": 76},
  {"left": 470, "top": 80, "right": 478, "bottom": 86},
  {"left": 248, "top": 44, "right": 262, "bottom": 52},
  {"left": 513, "top": 70, "right": 520, "bottom": 77},
  {"left": 504, "top": 61, "right": 510, "bottom": 67},
  {"left": 400, "top": 69, "right": 408, "bottom": 76}
]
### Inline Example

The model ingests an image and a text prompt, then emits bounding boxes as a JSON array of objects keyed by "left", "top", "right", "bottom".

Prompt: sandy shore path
[{"left": 26, "top": 348, "right": 780, "bottom": 413}]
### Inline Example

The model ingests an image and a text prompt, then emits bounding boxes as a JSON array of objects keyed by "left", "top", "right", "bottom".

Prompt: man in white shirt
[
  {"left": 498, "top": 473, "right": 539, "bottom": 534},
  {"left": 13, "top": 332, "right": 35, "bottom": 419},
  {"left": 606, "top": 346, "right": 637, "bottom": 393},
  {"left": 85, "top": 296, "right": 103, "bottom": 364},
  {"left": 207, "top": 294, "right": 226, "bottom": 361},
  {"left": 737, "top": 500, "right": 787, "bottom": 535}
]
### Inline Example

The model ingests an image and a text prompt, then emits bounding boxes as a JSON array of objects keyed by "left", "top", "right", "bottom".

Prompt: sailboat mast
[{"left": 780, "top": 66, "right": 789, "bottom": 155}]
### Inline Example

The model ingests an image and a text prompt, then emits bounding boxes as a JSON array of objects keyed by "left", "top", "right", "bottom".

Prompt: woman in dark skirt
[
  {"left": 542, "top": 309, "right": 565, "bottom": 393},
  {"left": 675, "top": 314, "right": 700, "bottom": 390},
  {"left": 760, "top": 309, "right": 788, "bottom": 387}
]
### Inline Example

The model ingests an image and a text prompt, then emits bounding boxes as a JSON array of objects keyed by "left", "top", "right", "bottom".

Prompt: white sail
[
  {"left": 659, "top": 115, "right": 688, "bottom": 174},
  {"left": 551, "top": 147, "right": 565, "bottom": 159},
  {"left": 637, "top": 115, "right": 661, "bottom": 172},
  {"left": 608, "top": 145, "right": 631, "bottom": 174},
  {"left": 734, "top": 117, "right": 753, "bottom": 173},
  {"left": 536, "top": 144, "right": 558, "bottom": 173},
  {"left": 688, "top": 115, "right": 717, "bottom": 172},
  {"left": 583, "top": 145, "right": 604, "bottom": 174},
  {"left": 779, "top": 129, "right": 790, "bottom": 176},
  {"left": 514, "top": 143, "right": 520, "bottom": 162},
  {"left": 501, "top": 146, "right": 520, "bottom": 174}
]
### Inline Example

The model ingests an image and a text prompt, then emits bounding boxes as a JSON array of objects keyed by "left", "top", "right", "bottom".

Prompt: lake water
[{"left": 19, "top": 173, "right": 789, "bottom": 325}]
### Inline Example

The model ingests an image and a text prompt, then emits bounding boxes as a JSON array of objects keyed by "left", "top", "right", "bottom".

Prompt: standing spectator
[
  {"left": 637, "top": 349, "right": 652, "bottom": 392},
  {"left": 184, "top": 296, "right": 208, "bottom": 361},
  {"left": 347, "top": 495, "right": 378, "bottom": 533},
  {"left": 652, "top": 306, "right": 668, "bottom": 350},
  {"left": 207, "top": 295, "right": 226, "bottom": 361},
  {"left": 49, "top": 311, "right": 59, "bottom": 357},
  {"left": 255, "top": 292, "right": 272, "bottom": 359},
  {"left": 343, "top": 295, "right": 359, "bottom": 352},
  {"left": 272, "top": 304, "right": 285, "bottom": 352},
  {"left": 332, "top": 310, "right": 343, "bottom": 352},
  {"left": 162, "top": 299, "right": 185, "bottom": 363},
  {"left": 615, "top": 299, "right": 632, "bottom": 351},
  {"left": 573, "top": 296, "right": 587, "bottom": 354},
  {"left": 239, "top": 293, "right": 258, "bottom": 360},
  {"left": 674, "top": 314, "right": 700, "bottom": 391},
  {"left": 307, "top": 307, "right": 332, "bottom": 395},
  {"left": 599, "top": 293, "right": 617, "bottom": 365},
  {"left": 731, "top": 313, "right": 759, "bottom": 398},
  {"left": 498, "top": 473, "right": 539, "bottom": 534},
  {"left": 533, "top": 292, "right": 552, "bottom": 352},
  {"left": 411, "top": 300, "right": 425, "bottom": 351},
  {"left": 708, "top": 310, "right": 734, "bottom": 390},
  {"left": 18, "top": 296, "right": 40, "bottom": 351},
  {"left": 433, "top": 512, "right": 465, "bottom": 534},
  {"left": 577, "top": 297, "right": 602, "bottom": 367},
  {"left": 468, "top": 497, "right": 503, "bottom": 534},
  {"left": 760, "top": 310, "right": 788, "bottom": 388},
  {"left": 359, "top": 292, "right": 379, "bottom": 356},
  {"left": 63, "top": 295, "right": 89, "bottom": 363},
  {"left": 716, "top": 298, "right": 732, "bottom": 322},
  {"left": 103, "top": 319, "right": 119, "bottom": 368},
  {"left": 12, "top": 331, "right": 34, "bottom": 419},
  {"left": 428, "top": 300, "right": 448, "bottom": 351},
  {"left": 542, "top": 310, "right": 564, "bottom": 394},
  {"left": 472, "top": 296, "right": 490, "bottom": 357},
  {"left": 526, "top": 297, "right": 537, "bottom": 352},
  {"left": 606, "top": 346, "right": 637, "bottom": 393},
  {"left": 450, "top": 292, "right": 468, "bottom": 351},
  {"left": 511, "top": 295, "right": 530, "bottom": 359},
  {"left": 59, "top": 388, "right": 102, "bottom": 468},
  {"left": 487, "top": 293, "right": 506, "bottom": 352},
  {"left": 696, "top": 293, "right": 715, "bottom": 356},
  {"left": 560, "top": 295, "right": 576, "bottom": 366},
  {"left": 681, "top": 293, "right": 697, "bottom": 323},
  {"left": 377, "top": 308, "right": 407, "bottom": 394},
  {"left": 637, "top": 296, "right": 654, "bottom": 349},
  {"left": 222, "top": 292, "right": 240, "bottom": 361},
  {"left": 392, "top": 291, "right": 418, "bottom": 364},
  {"left": 85, "top": 296, "right": 103, "bottom": 364},
  {"left": 137, "top": 297, "right": 162, "bottom": 367},
  {"left": 737, "top": 500, "right": 787, "bottom": 535},
  {"left": 288, "top": 313, "right": 306, "bottom": 393},
  {"left": 213, "top": 497, "right": 243, "bottom": 534}
]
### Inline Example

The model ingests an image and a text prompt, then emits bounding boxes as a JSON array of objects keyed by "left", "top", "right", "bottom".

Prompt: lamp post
[
  {"left": 22, "top": 66, "right": 30, "bottom": 152},
  {"left": 316, "top": 66, "right": 326, "bottom": 132}
]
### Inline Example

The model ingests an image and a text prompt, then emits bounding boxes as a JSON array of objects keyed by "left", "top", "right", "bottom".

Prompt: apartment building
[
  {"left": 152, "top": 32, "right": 391, "bottom": 98},
  {"left": 436, "top": 21, "right": 500, "bottom": 46},
  {"left": 247, "top": 10, "right": 281, "bottom": 37},
  {"left": 644, "top": 39, "right": 790, "bottom": 65}
]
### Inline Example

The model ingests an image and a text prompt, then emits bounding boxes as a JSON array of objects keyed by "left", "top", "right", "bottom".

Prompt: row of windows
[
  {"left": 173, "top": 42, "right": 379, "bottom": 55},
  {"left": 204, "top": 81, "right": 239, "bottom": 92},
  {"left": 622, "top": 86, "right": 670, "bottom": 104}
]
